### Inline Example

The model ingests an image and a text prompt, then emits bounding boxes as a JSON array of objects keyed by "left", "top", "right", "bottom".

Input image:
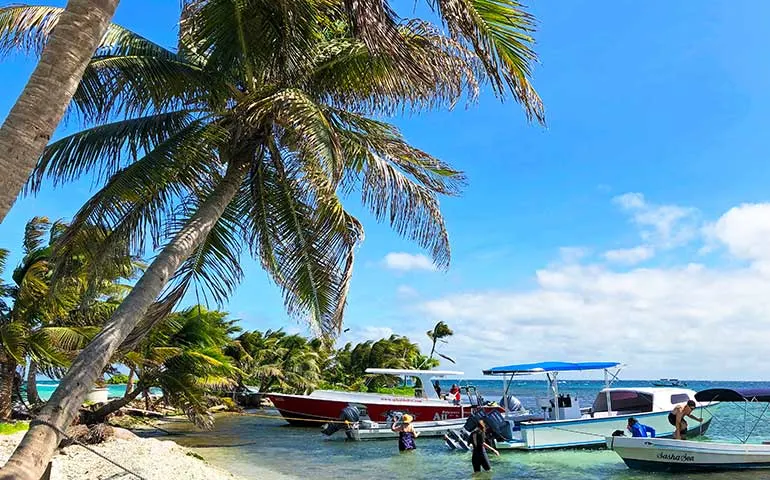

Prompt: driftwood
[{"left": 122, "top": 407, "right": 164, "bottom": 418}]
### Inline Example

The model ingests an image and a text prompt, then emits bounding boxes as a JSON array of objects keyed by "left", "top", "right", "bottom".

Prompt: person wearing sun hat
[{"left": 391, "top": 413, "right": 419, "bottom": 451}]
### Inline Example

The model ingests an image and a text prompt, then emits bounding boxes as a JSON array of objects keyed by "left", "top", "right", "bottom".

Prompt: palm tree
[
  {"left": 0, "top": 217, "right": 136, "bottom": 419},
  {"left": 0, "top": 1, "right": 121, "bottom": 222},
  {"left": 230, "top": 330, "right": 323, "bottom": 394},
  {"left": 89, "top": 306, "right": 239, "bottom": 427},
  {"left": 0, "top": 3, "right": 542, "bottom": 477},
  {"left": 426, "top": 320, "right": 454, "bottom": 362},
  {"left": 326, "top": 335, "right": 423, "bottom": 391}
]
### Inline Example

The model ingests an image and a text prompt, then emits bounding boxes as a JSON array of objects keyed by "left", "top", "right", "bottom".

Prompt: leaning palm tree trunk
[
  {"left": 0, "top": 160, "right": 249, "bottom": 480},
  {"left": 25, "top": 361, "right": 41, "bottom": 405},
  {"left": 0, "top": 0, "right": 120, "bottom": 223},
  {"left": 123, "top": 367, "right": 135, "bottom": 399},
  {"left": 0, "top": 357, "right": 16, "bottom": 421}
]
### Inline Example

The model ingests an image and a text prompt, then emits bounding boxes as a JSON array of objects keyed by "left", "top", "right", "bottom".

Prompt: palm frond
[
  {"left": 22, "top": 216, "right": 51, "bottom": 255},
  {"left": 73, "top": 55, "right": 216, "bottom": 123},
  {"left": 57, "top": 120, "right": 223, "bottom": 260},
  {"left": 38, "top": 326, "right": 100, "bottom": 351},
  {"left": 242, "top": 88, "right": 343, "bottom": 184},
  {"left": 28, "top": 111, "right": 198, "bottom": 193},
  {"left": 0, "top": 322, "right": 26, "bottom": 364},
  {"left": 432, "top": 0, "right": 544, "bottom": 121},
  {"left": 332, "top": 112, "right": 463, "bottom": 269},
  {"left": 242, "top": 141, "right": 362, "bottom": 337},
  {"left": 180, "top": 0, "right": 320, "bottom": 86},
  {"left": 0, "top": 5, "right": 172, "bottom": 59},
  {"left": 309, "top": 19, "right": 482, "bottom": 114},
  {"left": 168, "top": 191, "right": 245, "bottom": 307}
]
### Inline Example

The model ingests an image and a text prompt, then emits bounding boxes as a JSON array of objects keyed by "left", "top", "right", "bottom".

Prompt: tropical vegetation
[
  {"left": 0, "top": 216, "right": 138, "bottom": 420},
  {"left": 0, "top": 1, "right": 543, "bottom": 477},
  {"left": 88, "top": 306, "right": 240, "bottom": 427}
]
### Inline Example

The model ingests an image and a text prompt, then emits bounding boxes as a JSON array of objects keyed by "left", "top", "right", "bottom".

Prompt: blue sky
[{"left": 3, "top": 1, "right": 770, "bottom": 379}]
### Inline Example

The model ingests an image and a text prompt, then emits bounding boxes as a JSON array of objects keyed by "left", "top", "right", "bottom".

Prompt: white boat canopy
[
  {"left": 364, "top": 368, "right": 464, "bottom": 377},
  {"left": 364, "top": 368, "right": 464, "bottom": 400}
]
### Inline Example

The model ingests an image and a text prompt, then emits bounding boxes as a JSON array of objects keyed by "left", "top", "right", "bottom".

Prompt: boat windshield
[{"left": 593, "top": 390, "right": 653, "bottom": 413}]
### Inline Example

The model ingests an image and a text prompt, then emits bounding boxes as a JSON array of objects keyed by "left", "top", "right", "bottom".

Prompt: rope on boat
[
  {"left": 247, "top": 412, "right": 358, "bottom": 425},
  {"left": 546, "top": 425, "right": 608, "bottom": 438},
  {"left": 31, "top": 419, "right": 150, "bottom": 480}
]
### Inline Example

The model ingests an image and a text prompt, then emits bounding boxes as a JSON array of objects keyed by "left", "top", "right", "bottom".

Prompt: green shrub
[
  {"left": 0, "top": 422, "right": 29, "bottom": 435},
  {"left": 107, "top": 373, "right": 130, "bottom": 384}
]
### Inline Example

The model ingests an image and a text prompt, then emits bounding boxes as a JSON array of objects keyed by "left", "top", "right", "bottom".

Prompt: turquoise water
[
  {"left": 160, "top": 380, "right": 770, "bottom": 479},
  {"left": 35, "top": 380, "right": 159, "bottom": 400}
]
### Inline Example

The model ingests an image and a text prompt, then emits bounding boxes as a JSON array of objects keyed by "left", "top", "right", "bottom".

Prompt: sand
[{"left": 0, "top": 430, "right": 294, "bottom": 479}]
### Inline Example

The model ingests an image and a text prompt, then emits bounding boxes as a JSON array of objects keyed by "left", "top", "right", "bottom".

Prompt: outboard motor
[
  {"left": 461, "top": 410, "right": 487, "bottom": 433},
  {"left": 483, "top": 410, "right": 514, "bottom": 442},
  {"left": 321, "top": 406, "right": 360, "bottom": 440},
  {"left": 500, "top": 394, "right": 523, "bottom": 412}
]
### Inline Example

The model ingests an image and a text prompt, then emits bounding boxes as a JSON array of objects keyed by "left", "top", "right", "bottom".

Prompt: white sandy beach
[{"left": 0, "top": 430, "right": 295, "bottom": 480}]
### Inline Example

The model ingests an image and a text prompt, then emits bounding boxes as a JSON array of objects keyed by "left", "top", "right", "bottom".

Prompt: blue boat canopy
[
  {"left": 483, "top": 361, "right": 621, "bottom": 375},
  {"left": 695, "top": 388, "right": 770, "bottom": 403}
]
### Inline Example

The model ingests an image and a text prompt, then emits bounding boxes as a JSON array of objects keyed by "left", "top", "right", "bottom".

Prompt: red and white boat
[{"left": 267, "top": 368, "right": 500, "bottom": 425}]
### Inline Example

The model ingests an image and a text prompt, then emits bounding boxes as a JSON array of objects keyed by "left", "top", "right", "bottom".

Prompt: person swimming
[
  {"left": 391, "top": 414, "right": 419, "bottom": 451},
  {"left": 668, "top": 400, "right": 703, "bottom": 439}
]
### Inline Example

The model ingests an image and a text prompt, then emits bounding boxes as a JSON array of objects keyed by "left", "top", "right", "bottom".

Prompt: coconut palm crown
[{"left": 0, "top": 1, "right": 541, "bottom": 339}]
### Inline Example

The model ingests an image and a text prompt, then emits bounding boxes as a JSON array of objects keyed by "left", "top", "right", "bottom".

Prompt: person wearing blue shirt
[{"left": 627, "top": 417, "right": 656, "bottom": 438}]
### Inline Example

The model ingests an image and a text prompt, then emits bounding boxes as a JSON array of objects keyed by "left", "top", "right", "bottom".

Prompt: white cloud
[
  {"left": 412, "top": 200, "right": 770, "bottom": 380},
  {"left": 383, "top": 252, "right": 436, "bottom": 272},
  {"left": 612, "top": 192, "right": 698, "bottom": 248},
  {"left": 603, "top": 245, "right": 655, "bottom": 265},
  {"left": 396, "top": 285, "right": 419, "bottom": 298},
  {"left": 709, "top": 203, "right": 770, "bottom": 264}
]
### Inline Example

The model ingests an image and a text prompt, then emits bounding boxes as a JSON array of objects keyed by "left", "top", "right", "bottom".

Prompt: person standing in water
[
  {"left": 669, "top": 400, "right": 703, "bottom": 439},
  {"left": 391, "top": 414, "right": 419, "bottom": 451},
  {"left": 469, "top": 419, "right": 499, "bottom": 473}
]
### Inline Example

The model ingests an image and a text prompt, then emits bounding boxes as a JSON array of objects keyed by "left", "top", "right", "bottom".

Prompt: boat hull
[
  {"left": 267, "top": 392, "right": 497, "bottom": 426},
  {"left": 607, "top": 436, "right": 770, "bottom": 472},
  {"left": 497, "top": 408, "right": 713, "bottom": 450},
  {"left": 327, "top": 418, "right": 467, "bottom": 441}
]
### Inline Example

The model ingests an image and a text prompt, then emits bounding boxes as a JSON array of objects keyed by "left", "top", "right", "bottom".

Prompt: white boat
[
  {"left": 608, "top": 387, "right": 770, "bottom": 472},
  {"left": 310, "top": 369, "right": 504, "bottom": 440},
  {"left": 326, "top": 416, "right": 470, "bottom": 441},
  {"left": 445, "top": 361, "right": 713, "bottom": 451}
]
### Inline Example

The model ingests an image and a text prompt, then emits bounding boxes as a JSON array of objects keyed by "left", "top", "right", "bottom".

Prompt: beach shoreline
[{"left": 0, "top": 428, "right": 295, "bottom": 480}]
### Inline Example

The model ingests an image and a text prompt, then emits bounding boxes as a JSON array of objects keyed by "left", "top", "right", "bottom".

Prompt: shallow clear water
[
  {"left": 160, "top": 380, "right": 770, "bottom": 479},
  {"left": 35, "top": 380, "right": 160, "bottom": 400}
]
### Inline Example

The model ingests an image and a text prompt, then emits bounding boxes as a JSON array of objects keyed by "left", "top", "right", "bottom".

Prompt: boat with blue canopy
[
  {"left": 608, "top": 387, "right": 770, "bottom": 472},
  {"left": 445, "top": 361, "right": 712, "bottom": 451}
]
